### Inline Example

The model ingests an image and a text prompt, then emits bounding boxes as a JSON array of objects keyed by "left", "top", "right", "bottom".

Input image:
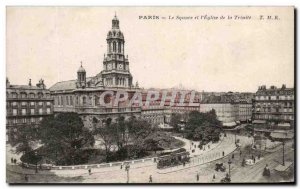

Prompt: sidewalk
[{"left": 157, "top": 134, "right": 240, "bottom": 174}]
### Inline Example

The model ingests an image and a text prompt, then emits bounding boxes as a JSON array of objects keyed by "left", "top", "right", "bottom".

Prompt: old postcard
[{"left": 6, "top": 7, "right": 295, "bottom": 184}]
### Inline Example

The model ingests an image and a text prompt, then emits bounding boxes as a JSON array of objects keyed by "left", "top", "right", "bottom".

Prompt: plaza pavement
[{"left": 7, "top": 133, "right": 257, "bottom": 183}]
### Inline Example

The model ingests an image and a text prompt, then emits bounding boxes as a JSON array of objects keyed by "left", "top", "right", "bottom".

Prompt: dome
[
  {"left": 77, "top": 64, "right": 86, "bottom": 73},
  {"left": 107, "top": 29, "right": 124, "bottom": 39}
]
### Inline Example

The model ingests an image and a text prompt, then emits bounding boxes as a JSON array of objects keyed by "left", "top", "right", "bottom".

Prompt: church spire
[{"left": 112, "top": 13, "right": 119, "bottom": 29}]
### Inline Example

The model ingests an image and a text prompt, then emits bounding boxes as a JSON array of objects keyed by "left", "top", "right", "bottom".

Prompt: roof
[
  {"left": 77, "top": 65, "right": 86, "bottom": 73},
  {"left": 49, "top": 77, "right": 92, "bottom": 91},
  {"left": 253, "top": 120, "right": 266, "bottom": 124},
  {"left": 270, "top": 132, "right": 294, "bottom": 139},
  {"left": 278, "top": 123, "right": 291, "bottom": 127},
  {"left": 7, "top": 85, "right": 43, "bottom": 90},
  {"left": 223, "top": 122, "right": 237, "bottom": 127}
]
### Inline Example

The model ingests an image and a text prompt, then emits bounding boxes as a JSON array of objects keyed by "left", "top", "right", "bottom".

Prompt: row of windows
[
  {"left": 255, "top": 102, "right": 293, "bottom": 107},
  {"left": 255, "top": 114, "right": 293, "bottom": 120},
  {"left": 11, "top": 108, "right": 51, "bottom": 115},
  {"left": 7, "top": 117, "right": 43, "bottom": 124},
  {"left": 7, "top": 92, "right": 50, "bottom": 99},
  {"left": 108, "top": 41, "right": 123, "bottom": 53},
  {"left": 8, "top": 101, "right": 51, "bottom": 107},
  {"left": 255, "top": 108, "right": 293, "bottom": 113},
  {"left": 255, "top": 95, "right": 294, "bottom": 100}
]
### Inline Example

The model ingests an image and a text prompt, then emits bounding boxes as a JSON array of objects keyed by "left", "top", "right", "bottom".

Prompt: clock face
[
  {"left": 118, "top": 64, "right": 123, "bottom": 70},
  {"left": 107, "top": 64, "right": 112, "bottom": 70}
]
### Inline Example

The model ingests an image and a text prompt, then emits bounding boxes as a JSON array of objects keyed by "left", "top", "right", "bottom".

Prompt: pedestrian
[
  {"left": 232, "top": 154, "right": 234, "bottom": 159},
  {"left": 251, "top": 155, "right": 254, "bottom": 160},
  {"left": 149, "top": 175, "right": 152, "bottom": 183},
  {"left": 213, "top": 174, "right": 216, "bottom": 180},
  {"left": 24, "top": 175, "right": 28, "bottom": 182},
  {"left": 222, "top": 151, "right": 225, "bottom": 156},
  {"left": 196, "top": 173, "right": 199, "bottom": 181},
  {"left": 14, "top": 159, "right": 17, "bottom": 164},
  {"left": 242, "top": 158, "right": 246, "bottom": 167},
  {"left": 258, "top": 154, "right": 261, "bottom": 160},
  {"left": 253, "top": 157, "right": 256, "bottom": 164},
  {"left": 88, "top": 168, "right": 92, "bottom": 175},
  {"left": 240, "top": 151, "right": 242, "bottom": 156},
  {"left": 183, "top": 162, "right": 186, "bottom": 167},
  {"left": 120, "top": 164, "right": 123, "bottom": 169},
  {"left": 11, "top": 157, "right": 13, "bottom": 164}
]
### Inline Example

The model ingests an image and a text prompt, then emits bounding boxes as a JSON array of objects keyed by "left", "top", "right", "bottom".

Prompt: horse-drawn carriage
[{"left": 215, "top": 163, "right": 226, "bottom": 172}]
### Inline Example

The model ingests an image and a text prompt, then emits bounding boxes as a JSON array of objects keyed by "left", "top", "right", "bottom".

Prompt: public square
[{"left": 6, "top": 131, "right": 294, "bottom": 183}]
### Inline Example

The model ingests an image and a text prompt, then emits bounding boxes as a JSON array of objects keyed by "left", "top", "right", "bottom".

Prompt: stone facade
[
  {"left": 6, "top": 78, "right": 54, "bottom": 141},
  {"left": 253, "top": 85, "right": 294, "bottom": 125},
  {"left": 200, "top": 92, "right": 253, "bottom": 126},
  {"left": 49, "top": 15, "right": 141, "bottom": 129}
]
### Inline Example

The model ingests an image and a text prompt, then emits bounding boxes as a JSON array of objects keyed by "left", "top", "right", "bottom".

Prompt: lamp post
[
  {"left": 228, "top": 159, "right": 232, "bottom": 178},
  {"left": 125, "top": 164, "right": 130, "bottom": 183},
  {"left": 282, "top": 141, "right": 285, "bottom": 166},
  {"left": 35, "top": 151, "right": 38, "bottom": 173},
  {"left": 234, "top": 128, "right": 237, "bottom": 144}
]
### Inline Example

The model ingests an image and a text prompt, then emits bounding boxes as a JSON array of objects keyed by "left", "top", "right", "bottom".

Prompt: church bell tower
[{"left": 102, "top": 14, "right": 133, "bottom": 88}]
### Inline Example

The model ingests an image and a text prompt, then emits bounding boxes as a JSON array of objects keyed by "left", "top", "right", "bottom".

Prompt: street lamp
[
  {"left": 234, "top": 128, "right": 237, "bottom": 144},
  {"left": 228, "top": 159, "right": 232, "bottom": 178},
  {"left": 125, "top": 164, "right": 130, "bottom": 183},
  {"left": 282, "top": 141, "right": 285, "bottom": 166},
  {"left": 34, "top": 151, "right": 38, "bottom": 173}
]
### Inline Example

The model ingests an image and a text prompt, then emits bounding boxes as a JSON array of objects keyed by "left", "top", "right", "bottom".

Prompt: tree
[
  {"left": 185, "top": 110, "right": 221, "bottom": 143},
  {"left": 10, "top": 125, "right": 37, "bottom": 155},
  {"left": 170, "top": 113, "right": 182, "bottom": 132},
  {"left": 38, "top": 113, "right": 95, "bottom": 165},
  {"left": 94, "top": 120, "right": 118, "bottom": 162},
  {"left": 117, "top": 117, "right": 155, "bottom": 158}
]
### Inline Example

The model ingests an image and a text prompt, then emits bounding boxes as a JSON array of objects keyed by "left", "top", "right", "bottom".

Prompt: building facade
[
  {"left": 49, "top": 15, "right": 201, "bottom": 129},
  {"left": 6, "top": 79, "right": 54, "bottom": 142},
  {"left": 200, "top": 92, "right": 253, "bottom": 127},
  {"left": 253, "top": 85, "right": 294, "bottom": 126},
  {"left": 49, "top": 15, "right": 141, "bottom": 129}
]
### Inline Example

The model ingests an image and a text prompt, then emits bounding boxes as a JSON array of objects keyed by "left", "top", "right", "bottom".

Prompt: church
[
  {"left": 49, "top": 15, "right": 142, "bottom": 129},
  {"left": 49, "top": 15, "right": 199, "bottom": 129}
]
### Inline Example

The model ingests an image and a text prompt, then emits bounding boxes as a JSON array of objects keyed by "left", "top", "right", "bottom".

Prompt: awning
[
  {"left": 223, "top": 122, "right": 237, "bottom": 127},
  {"left": 252, "top": 120, "right": 266, "bottom": 124},
  {"left": 277, "top": 123, "right": 291, "bottom": 127},
  {"left": 270, "top": 132, "right": 294, "bottom": 139}
]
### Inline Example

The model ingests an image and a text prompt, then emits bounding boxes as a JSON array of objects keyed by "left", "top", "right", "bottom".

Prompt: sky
[{"left": 6, "top": 7, "right": 294, "bottom": 92}]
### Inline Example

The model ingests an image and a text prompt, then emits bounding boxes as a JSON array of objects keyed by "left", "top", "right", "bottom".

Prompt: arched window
[
  {"left": 109, "top": 42, "right": 112, "bottom": 53},
  {"left": 61, "top": 96, "right": 64, "bottom": 106},
  {"left": 76, "top": 96, "right": 79, "bottom": 105},
  {"left": 70, "top": 96, "right": 73, "bottom": 106},
  {"left": 82, "top": 96, "right": 86, "bottom": 105},
  {"left": 37, "top": 92, "right": 43, "bottom": 99},
  {"left": 118, "top": 42, "right": 121, "bottom": 53},
  {"left": 95, "top": 95, "right": 100, "bottom": 106},
  {"left": 113, "top": 41, "right": 116, "bottom": 52},
  {"left": 11, "top": 92, "right": 18, "bottom": 98},
  {"left": 20, "top": 92, "right": 27, "bottom": 98},
  {"left": 29, "top": 93, "right": 35, "bottom": 98}
]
